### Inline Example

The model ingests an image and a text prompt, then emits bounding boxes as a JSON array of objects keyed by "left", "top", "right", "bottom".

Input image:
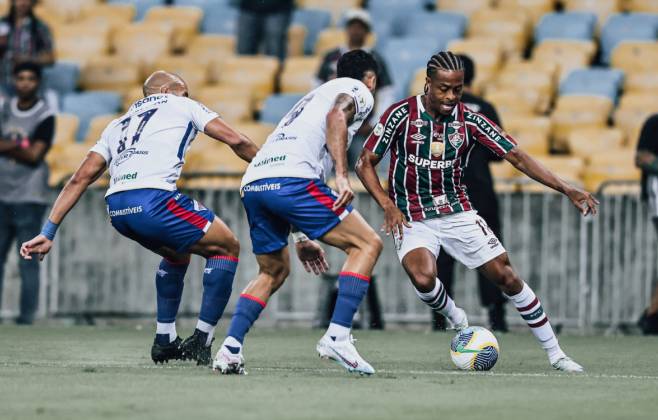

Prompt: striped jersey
[{"left": 364, "top": 95, "right": 517, "bottom": 221}]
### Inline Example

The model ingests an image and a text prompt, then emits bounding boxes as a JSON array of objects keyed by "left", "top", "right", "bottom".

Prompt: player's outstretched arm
[
  {"left": 504, "top": 147, "right": 599, "bottom": 216},
  {"left": 356, "top": 149, "right": 410, "bottom": 239},
  {"left": 204, "top": 117, "right": 259, "bottom": 163},
  {"left": 20, "top": 151, "right": 107, "bottom": 260},
  {"left": 326, "top": 93, "right": 356, "bottom": 210}
]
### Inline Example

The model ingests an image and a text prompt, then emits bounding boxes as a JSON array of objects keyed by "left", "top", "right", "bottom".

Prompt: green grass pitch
[{"left": 1, "top": 324, "right": 657, "bottom": 420}]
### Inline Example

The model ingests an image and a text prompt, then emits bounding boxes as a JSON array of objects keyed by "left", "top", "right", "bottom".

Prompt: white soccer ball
[{"left": 450, "top": 326, "right": 499, "bottom": 371}]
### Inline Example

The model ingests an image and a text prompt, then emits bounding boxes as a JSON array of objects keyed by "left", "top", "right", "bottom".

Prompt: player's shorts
[
  {"left": 106, "top": 189, "right": 215, "bottom": 253},
  {"left": 647, "top": 175, "right": 658, "bottom": 219},
  {"left": 241, "top": 177, "right": 352, "bottom": 254},
  {"left": 394, "top": 210, "right": 506, "bottom": 269}
]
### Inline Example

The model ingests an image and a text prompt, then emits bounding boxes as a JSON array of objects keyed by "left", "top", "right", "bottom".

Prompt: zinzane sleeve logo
[
  {"left": 465, "top": 111, "right": 517, "bottom": 157},
  {"left": 364, "top": 102, "right": 409, "bottom": 157}
]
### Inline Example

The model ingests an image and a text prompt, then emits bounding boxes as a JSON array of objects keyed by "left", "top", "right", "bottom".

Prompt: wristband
[
  {"left": 291, "top": 231, "right": 309, "bottom": 243},
  {"left": 40, "top": 219, "right": 59, "bottom": 241}
]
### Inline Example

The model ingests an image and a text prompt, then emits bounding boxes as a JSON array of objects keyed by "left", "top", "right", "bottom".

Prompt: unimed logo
[{"left": 113, "top": 172, "right": 138, "bottom": 183}]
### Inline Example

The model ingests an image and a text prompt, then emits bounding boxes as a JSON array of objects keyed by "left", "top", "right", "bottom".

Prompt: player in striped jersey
[{"left": 356, "top": 51, "right": 599, "bottom": 372}]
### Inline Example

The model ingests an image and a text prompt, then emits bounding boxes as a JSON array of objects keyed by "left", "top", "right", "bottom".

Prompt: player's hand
[
  {"left": 333, "top": 176, "right": 354, "bottom": 211},
  {"left": 19, "top": 234, "right": 53, "bottom": 261},
  {"left": 295, "top": 240, "right": 329, "bottom": 275},
  {"left": 566, "top": 186, "right": 599, "bottom": 216},
  {"left": 382, "top": 202, "right": 411, "bottom": 240}
]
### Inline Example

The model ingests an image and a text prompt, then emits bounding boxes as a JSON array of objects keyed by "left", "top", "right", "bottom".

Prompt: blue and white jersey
[
  {"left": 241, "top": 77, "right": 374, "bottom": 187},
  {"left": 90, "top": 94, "right": 218, "bottom": 197}
]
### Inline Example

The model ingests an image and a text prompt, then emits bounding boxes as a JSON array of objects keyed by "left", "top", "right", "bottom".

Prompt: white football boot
[
  {"left": 316, "top": 334, "right": 375, "bottom": 375},
  {"left": 448, "top": 307, "right": 469, "bottom": 332},
  {"left": 212, "top": 345, "right": 246, "bottom": 375},
  {"left": 552, "top": 356, "right": 584, "bottom": 373}
]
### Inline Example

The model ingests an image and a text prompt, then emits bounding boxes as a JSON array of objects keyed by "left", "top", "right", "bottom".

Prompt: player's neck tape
[{"left": 40, "top": 219, "right": 59, "bottom": 241}]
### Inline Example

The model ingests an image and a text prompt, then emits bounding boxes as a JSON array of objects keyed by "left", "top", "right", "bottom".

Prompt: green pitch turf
[{"left": 1, "top": 324, "right": 657, "bottom": 420}]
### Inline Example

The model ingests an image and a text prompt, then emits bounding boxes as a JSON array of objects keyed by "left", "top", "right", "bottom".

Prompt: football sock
[
  {"left": 328, "top": 272, "right": 370, "bottom": 340},
  {"left": 414, "top": 278, "right": 459, "bottom": 320},
  {"left": 226, "top": 294, "right": 266, "bottom": 347},
  {"left": 198, "top": 256, "right": 238, "bottom": 346},
  {"left": 155, "top": 258, "right": 188, "bottom": 343},
  {"left": 507, "top": 282, "right": 565, "bottom": 364}
]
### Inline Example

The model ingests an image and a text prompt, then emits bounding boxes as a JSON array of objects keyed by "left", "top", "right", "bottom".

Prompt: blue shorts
[
  {"left": 242, "top": 177, "right": 353, "bottom": 254},
  {"left": 106, "top": 189, "right": 215, "bottom": 253}
]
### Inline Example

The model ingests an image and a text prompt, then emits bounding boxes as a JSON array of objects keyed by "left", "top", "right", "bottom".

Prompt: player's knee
[
  {"left": 411, "top": 268, "right": 435, "bottom": 291},
  {"left": 262, "top": 259, "right": 290, "bottom": 287},
  {"left": 359, "top": 230, "right": 383, "bottom": 260},
  {"left": 495, "top": 265, "right": 521, "bottom": 293}
]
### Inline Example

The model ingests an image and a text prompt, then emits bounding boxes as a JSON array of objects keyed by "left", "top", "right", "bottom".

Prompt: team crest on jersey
[
  {"left": 448, "top": 132, "right": 464, "bottom": 149},
  {"left": 410, "top": 132, "right": 426, "bottom": 143},
  {"left": 373, "top": 123, "right": 384, "bottom": 136},
  {"left": 411, "top": 119, "right": 427, "bottom": 128}
]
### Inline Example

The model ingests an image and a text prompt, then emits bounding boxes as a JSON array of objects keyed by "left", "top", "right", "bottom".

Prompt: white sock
[
  {"left": 506, "top": 282, "right": 565, "bottom": 364},
  {"left": 414, "top": 278, "right": 459, "bottom": 320},
  {"left": 222, "top": 335, "right": 242, "bottom": 351},
  {"left": 325, "top": 322, "right": 350, "bottom": 341},
  {"left": 196, "top": 320, "right": 215, "bottom": 347},
  {"left": 156, "top": 322, "right": 177, "bottom": 343}
]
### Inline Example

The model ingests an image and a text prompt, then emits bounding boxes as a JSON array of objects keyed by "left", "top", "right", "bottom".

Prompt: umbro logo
[
  {"left": 410, "top": 132, "right": 426, "bottom": 144},
  {"left": 157, "top": 269, "right": 168, "bottom": 277},
  {"left": 204, "top": 268, "right": 213, "bottom": 274},
  {"left": 488, "top": 238, "right": 499, "bottom": 248}
]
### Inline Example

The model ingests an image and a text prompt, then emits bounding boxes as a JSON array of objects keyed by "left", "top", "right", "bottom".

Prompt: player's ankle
[{"left": 546, "top": 345, "right": 565, "bottom": 365}]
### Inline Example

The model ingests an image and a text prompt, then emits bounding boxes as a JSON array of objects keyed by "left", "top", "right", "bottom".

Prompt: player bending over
[
  {"left": 356, "top": 51, "right": 598, "bottom": 373},
  {"left": 213, "top": 50, "right": 383, "bottom": 375},
  {"left": 20, "top": 71, "right": 259, "bottom": 366}
]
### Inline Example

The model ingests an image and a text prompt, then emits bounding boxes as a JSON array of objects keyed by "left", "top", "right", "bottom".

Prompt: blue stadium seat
[
  {"left": 201, "top": 4, "right": 239, "bottom": 35},
  {"left": 382, "top": 37, "right": 445, "bottom": 100},
  {"left": 368, "top": 0, "right": 428, "bottom": 37},
  {"left": 292, "top": 9, "right": 332, "bottom": 55},
  {"left": 62, "top": 92, "right": 122, "bottom": 141},
  {"left": 600, "top": 13, "right": 658, "bottom": 63},
  {"left": 559, "top": 68, "right": 624, "bottom": 102},
  {"left": 43, "top": 62, "right": 80, "bottom": 96},
  {"left": 535, "top": 12, "right": 597, "bottom": 43},
  {"left": 107, "top": 0, "right": 166, "bottom": 21},
  {"left": 260, "top": 94, "right": 304, "bottom": 125},
  {"left": 174, "top": 0, "right": 230, "bottom": 7},
  {"left": 399, "top": 11, "right": 467, "bottom": 41}
]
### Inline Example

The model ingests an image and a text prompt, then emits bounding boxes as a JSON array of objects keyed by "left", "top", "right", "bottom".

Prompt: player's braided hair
[{"left": 426, "top": 51, "right": 464, "bottom": 78}]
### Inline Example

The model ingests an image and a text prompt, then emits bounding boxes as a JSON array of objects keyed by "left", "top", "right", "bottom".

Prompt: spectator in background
[
  {"left": 0, "top": 0, "right": 54, "bottom": 92},
  {"left": 236, "top": 0, "right": 294, "bottom": 61},
  {"left": 315, "top": 9, "right": 395, "bottom": 168},
  {"left": 634, "top": 114, "right": 658, "bottom": 335},
  {"left": 0, "top": 62, "right": 55, "bottom": 324},
  {"left": 433, "top": 54, "right": 508, "bottom": 332}
]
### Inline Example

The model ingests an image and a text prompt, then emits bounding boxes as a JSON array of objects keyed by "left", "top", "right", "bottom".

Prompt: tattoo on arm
[{"left": 333, "top": 93, "right": 356, "bottom": 125}]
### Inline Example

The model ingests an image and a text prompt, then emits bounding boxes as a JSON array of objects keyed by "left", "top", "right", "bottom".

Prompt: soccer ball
[{"left": 450, "top": 326, "right": 499, "bottom": 371}]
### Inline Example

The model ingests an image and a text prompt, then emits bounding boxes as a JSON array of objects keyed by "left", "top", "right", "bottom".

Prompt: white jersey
[
  {"left": 90, "top": 94, "right": 218, "bottom": 197},
  {"left": 241, "top": 78, "right": 374, "bottom": 187}
]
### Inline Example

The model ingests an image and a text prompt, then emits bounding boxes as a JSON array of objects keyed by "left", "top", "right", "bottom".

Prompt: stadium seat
[
  {"left": 613, "top": 93, "right": 658, "bottom": 145},
  {"left": 62, "top": 92, "right": 122, "bottom": 141},
  {"left": 112, "top": 23, "right": 174, "bottom": 78},
  {"left": 497, "top": 0, "right": 556, "bottom": 25},
  {"left": 53, "top": 23, "right": 111, "bottom": 66},
  {"left": 551, "top": 95, "right": 614, "bottom": 152},
  {"left": 447, "top": 38, "right": 504, "bottom": 92},
  {"left": 563, "top": 0, "right": 621, "bottom": 26},
  {"left": 314, "top": 28, "right": 376, "bottom": 57},
  {"left": 260, "top": 94, "right": 304, "bottom": 125},
  {"left": 199, "top": 3, "right": 239, "bottom": 34},
  {"left": 600, "top": 13, "right": 658, "bottom": 63},
  {"left": 122, "top": 86, "right": 146, "bottom": 111},
  {"left": 398, "top": 11, "right": 467, "bottom": 42},
  {"left": 151, "top": 56, "right": 209, "bottom": 92},
  {"left": 43, "top": 62, "right": 80, "bottom": 96},
  {"left": 367, "top": 0, "right": 424, "bottom": 39},
  {"left": 531, "top": 39, "right": 596, "bottom": 81},
  {"left": 298, "top": 0, "right": 362, "bottom": 23},
  {"left": 215, "top": 56, "right": 279, "bottom": 104},
  {"left": 39, "top": 0, "right": 97, "bottom": 22},
  {"left": 559, "top": 68, "right": 624, "bottom": 102},
  {"left": 287, "top": 24, "right": 307, "bottom": 57},
  {"left": 610, "top": 41, "right": 658, "bottom": 77},
  {"left": 468, "top": 9, "right": 531, "bottom": 57},
  {"left": 584, "top": 150, "right": 640, "bottom": 192},
  {"left": 533, "top": 155, "right": 585, "bottom": 183},
  {"left": 80, "top": 56, "right": 140, "bottom": 93},
  {"left": 54, "top": 114, "right": 80, "bottom": 144},
  {"left": 280, "top": 56, "right": 322, "bottom": 94},
  {"left": 534, "top": 12, "right": 597, "bottom": 42},
  {"left": 174, "top": 0, "right": 230, "bottom": 8},
  {"left": 292, "top": 8, "right": 332, "bottom": 55},
  {"left": 46, "top": 142, "right": 92, "bottom": 186},
  {"left": 144, "top": 6, "right": 203, "bottom": 53},
  {"left": 108, "top": 0, "right": 165, "bottom": 21},
  {"left": 436, "top": 0, "right": 493, "bottom": 15},
  {"left": 566, "top": 127, "right": 625, "bottom": 159},
  {"left": 185, "top": 134, "right": 250, "bottom": 173},
  {"left": 79, "top": 3, "right": 136, "bottom": 40},
  {"left": 492, "top": 61, "right": 557, "bottom": 114},
  {"left": 184, "top": 35, "right": 236, "bottom": 83},
  {"left": 232, "top": 122, "right": 276, "bottom": 147},
  {"left": 83, "top": 114, "right": 120, "bottom": 145},
  {"left": 195, "top": 86, "right": 253, "bottom": 123},
  {"left": 625, "top": 0, "right": 658, "bottom": 13},
  {"left": 485, "top": 90, "right": 538, "bottom": 117},
  {"left": 503, "top": 116, "right": 552, "bottom": 154},
  {"left": 623, "top": 71, "right": 658, "bottom": 95}
]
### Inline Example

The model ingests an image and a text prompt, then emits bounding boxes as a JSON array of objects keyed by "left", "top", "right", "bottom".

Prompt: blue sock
[
  {"left": 226, "top": 294, "right": 266, "bottom": 346},
  {"left": 199, "top": 256, "right": 238, "bottom": 326},
  {"left": 155, "top": 258, "right": 188, "bottom": 344},
  {"left": 330, "top": 272, "right": 370, "bottom": 328}
]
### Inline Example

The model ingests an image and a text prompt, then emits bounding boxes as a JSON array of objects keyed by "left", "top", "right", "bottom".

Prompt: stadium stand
[
  {"left": 534, "top": 12, "right": 597, "bottom": 42},
  {"left": 62, "top": 91, "right": 122, "bottom": 142},
  {"left": 469, "top": 8, "right": 531, "bottom": 57},
  {"left": 292, "top": 8, "right": 332, "bottom": 54},
  {"left": 82, "top": 114, "right": 120, "bottom": 145},
  {"left": 107, "top": 0, "right": 164, "bottom": 21},
  {"left": 43, "top": 62, "right": 80, "bottom": 96},
  {"left": 280, "top": 56, "right": 322, "bottom": 93},
  {"left": 195, "top": 86, "right": 253, "bottom": 123},
  {"left": 600, "top": 13, "right": 658, "bottom": 63},
  {"left": 436, "top": 0, "right": 493, "bottom": 15},
  {"left": 559, "top": 68, "right": 624, "bottom": 102},
  {"left": 53, "top": 114, "right": 80, "bottom": 145},
  {"left": 143, "top": 6, "right": 203, "bottom": 52},
  {"left": 260, "top": 94, "right": 304, "bottom": 125}
]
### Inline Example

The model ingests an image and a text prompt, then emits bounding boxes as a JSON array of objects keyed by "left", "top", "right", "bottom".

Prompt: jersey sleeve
[
  {"left": 465, "top": 110, "right": 517, "bottom": 157},
  {"left": 363, "top": 101, "right": 409, "bottom": 157},
  {"left": 350, "top": 83, "right": 375, "bottom": 122},
  {"left": 185, "top": 98, "right": 219, "bottom": 131},
  {"left": 89, "top": 125, "right": 112, "bottom": 164}
]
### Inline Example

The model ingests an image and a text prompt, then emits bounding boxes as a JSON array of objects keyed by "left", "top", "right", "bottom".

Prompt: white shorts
[{"left": 394, "top": 211, "right": 506, "bottom": 269}]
